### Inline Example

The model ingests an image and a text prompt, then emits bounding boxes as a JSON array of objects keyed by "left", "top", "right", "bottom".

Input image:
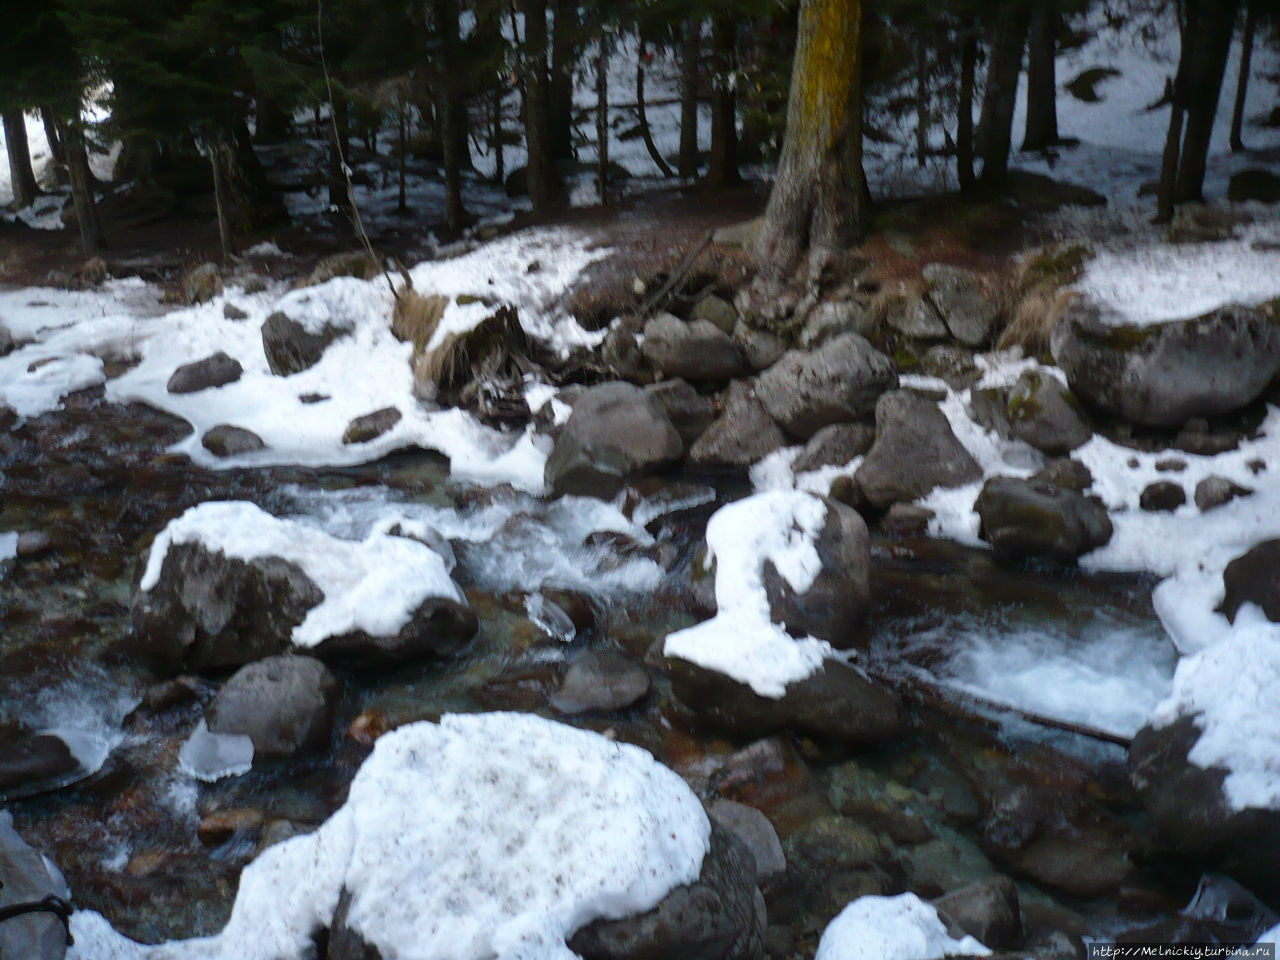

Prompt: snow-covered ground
[{"left": 69, "top": 713, "right": 710, "bottom": 960}]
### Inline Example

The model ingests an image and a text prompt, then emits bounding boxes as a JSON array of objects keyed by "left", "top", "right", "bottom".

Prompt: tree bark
[
  {"left": 1173, "top": 0, "right": 1238, "bottom": 202},
  {"left": 755, "top": 0, "right": 865, "bottom": 277},
  {"left": 1022, "top": 1, "right": 1060, "bottom": 151},
  {"left": 549, "top": 0, "right": 575, "bottom": 163},
  {"left": 63, "top": 123, "right": 104, "bottom": 254},
  {"left": 706, "top": 14, "right": 740, "bottom": 187},
  {"left": 522, "top": 0, "right": 558, "bottom": 211},
  {"left": 977, "top": 2, "right": 1032, "bottom": 185},
  {"left": 597, "top": 39, "right": 609, "bottom": 204},
  {"left": 637, "top": 36, "right": 674, "bottom": 177},
  {"left": 398, "top": 101, "right": 408, "bottom": 212},
  {"left": 434, "top": 0, "right": 469, "bottom": 231},
  {"left": 327, "top": 95, "right": 351, "bottom": 213},
  {"left": 40, "top": 107, "right": 65, "bottom": 167},
  {"left": 1230, "top": 0, "right": 1256, "bottom": 152},
  {"left": 679, "top": 19, "right": 701, "bottom": 179},
  {"left": 957, "top": 23, "right": 977, "bottom": 192},
  {"left": 915, "top": 39, "right": 929, "bottom": 168},
  {"left": 209, "top": 137, "right": 234, "bottom": 263},
  {"left": 3, "top": 110, "right": 39, "bottom": 209}
]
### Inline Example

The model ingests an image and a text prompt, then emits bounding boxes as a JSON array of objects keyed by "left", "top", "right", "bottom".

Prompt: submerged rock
[
  {"left": 0, "top": 734, "right": 79, "bottom": 797},
  {"left": 933, "top": 876, "right": 1022, "bottom": 951},
  {"left": 549, "top": 649, "right": 651, "bottom": 715},
  {"left": 166, "top": 351, "right": 243, "bottom": 394},
  {"left": 206, "top": 655, "right": 339, "bottom": 759},
  {"left": 975, "top": 476, "right": 1112, "bottom": 564},
  {"left": 755, "top": 334, "right": 898, "bottom": 439}
]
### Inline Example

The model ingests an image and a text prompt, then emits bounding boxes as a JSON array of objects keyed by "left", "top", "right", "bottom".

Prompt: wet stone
[
  {"left": 1139, "top": 481, "right": 1186, "bottom": 513},
  {"left": 1194, "top": 476, "right": 1252, "bottom": 512},
  {"left": 166, "top": 351, "right": 243, "bottom": 394},
  {"left": 198, "top": 809, "right": 266, "bottom": 847},
  {"left": 201, "top": 424, "right": 266, "bottom": 457},
  {"left": 342, "top": 406, "right": 403, "bottom": 445},
  {"left": 549, "top": 649, "right": 651, "bottom": 715},
  {"left": 0, "top": 734, "right": 79, "bottom": 795}
]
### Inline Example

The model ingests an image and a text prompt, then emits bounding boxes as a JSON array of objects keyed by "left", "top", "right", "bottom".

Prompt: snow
[
  {"left": 140, "top": 501, "right": 464, "bottom": 649},
  {"left": 815, "top": 894, "right": 990, "bottom": 960},
  {"left": 0, "top": 531, "right": 16, "bottom": 563},
  {"left": 663, "top": 490, "right": 838, "bottom": 699},
  {"left": 68, "top": 712, "right": 710, "bottom": 960}
]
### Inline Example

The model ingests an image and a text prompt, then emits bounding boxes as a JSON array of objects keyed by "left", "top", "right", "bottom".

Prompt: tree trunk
[
  {"left": 398, "top": 101, "right": 408, "bottom": 213},
  {"left": 327, "top": 96, "right": 351, "bottom": 213},
  {"left": 63, "top": 123, "right": 104, "bottom": 254},
  {"left": 549, "top": 0, "right": 575, "bottom": 163},
  {"left": 977, "top": 3, "right": 1032, "bottom": 185},
  {"left": 522, "top": 0, "right": 558, "bottom": 211},
  {"left": 1022, "top": 1, "right": 1060, "bottom": 151},
  {"left": 3, "top": 111, "right": 39, "bottom": 209},
  {"left": 915, "top": 39, "right": 929, "bottom": 168},
  {"left": 40, "top": 107, "right": 67, "bottom": 186},
  {"left": 957, "top": 24, "right": 977, "bottom": 192},
  {"left": 679, "top": 19, "right": 701, "bottom": 179},
  {"left": 1230, "top": 0, "right": 1256, "bottom": 152},
  {"left": 755, "top": 0, "right": 865, "bottom": 277},
  {"left": 434, "top": 0, "right": 469, "bottom": 231},
  {"left": 209, "top": 137, "right": 235, "bottom": 263},
  {"left": 637, "top": 36, "right": 674, "bottom": 177},
  {"left": 491, "top": 88, "right": 505, "bottom": 187},
  {"left": 706, "top": 14, "right": 739, "bottom": 187},
  {"left": 597, "top": 39, "right": 609, "bottom": 204},
  {"left": 1174, "top": 0, "right": 1239, "bottom": 202}
]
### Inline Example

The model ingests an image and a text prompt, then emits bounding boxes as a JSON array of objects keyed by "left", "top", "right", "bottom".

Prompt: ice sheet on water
[{"left": 177, "top": 720, "right": 254, "bottom": 783}]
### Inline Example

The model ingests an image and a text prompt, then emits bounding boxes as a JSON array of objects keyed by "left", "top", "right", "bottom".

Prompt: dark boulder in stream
[
  {"left": 206, "top": 655, "right": 339, "bottom": 758},
  {"left": 975, "top": 476, "right": 1113, "bottom": 564}
]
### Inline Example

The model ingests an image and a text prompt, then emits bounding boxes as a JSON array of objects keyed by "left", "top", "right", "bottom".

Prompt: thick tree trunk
[
  {"left": 637, "top": 36, "right": 674, "bottom": 177},
  {"left": 549, "top": 0, "right": 575, "bottom": 163},
  {"left": 597, "top": 40, "right": 609, "bottom": 204},
  {"left": 209, "top": 138, "right": 235, "bottom": 263},
  {"left": 977, "top": 3, "right": 1032, "bottom": 185},
  {"left": 1174, "top": 0, "right": 1238, "bottom": 202},
  {"left": 434, "top": 0, "right": 469, "bottom": 231},
  {"left": 491, "top": 89, "right": 505, "bottom": 187},
  {"left": 3, "top": 111, "right": 39, "bottom": 209},
  {"left": 706, "top": 14, "right": 740, "bottom": 188},
  {"left": 755, "top": 0, "right": 865, "bottom": 277},
  {"left": 1022, "top": 2, "right": 1060, "bottom": 151},
  {"left": 63, "top": 123, "right": 104, "bottom": 254},
  {"left": 957, "top": 24, "right": 977, "bottom": 192},
  {"left": 679, "top": 19, "right": 701, "bottom": 179},
  {"left": 1230, "top": 0, "right": 1256, "bottom": 152},
  {"left": 522, "top": 0, "right": 558, "bottom": 211},
  {"left": 40, "top": 107, "right": 65, "bottom": 168}
]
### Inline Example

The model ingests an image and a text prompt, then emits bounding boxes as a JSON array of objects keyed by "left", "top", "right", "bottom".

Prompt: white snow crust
[{"left": 815, "top": 894, "right": 990, "bottom": 960}]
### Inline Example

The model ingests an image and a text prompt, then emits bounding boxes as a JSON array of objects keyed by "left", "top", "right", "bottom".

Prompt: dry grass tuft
[
  {"left": 996, "top": 286, "right": 1077, "bottom": 356},
  {"left": 392, "top": 290, "right": 448, "bottom": 350}
]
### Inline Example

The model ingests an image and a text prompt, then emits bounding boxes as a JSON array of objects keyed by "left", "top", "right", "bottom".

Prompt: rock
[
  {"left": 1165, "top": 204, "right": 1237, "bottom": 244},
  {"left": 549, "top": 649, "right": 651, "bottom": 714},
  {"left": 1229, "top": 169, "right": 1280, "bottom": 204},
  {"left": 15, "top": 530, "right": 55, "bottom": 558},
  {"left": 1051, "top": 299, "right": 1280, "bottom": 428},
  {"left": 166, "top": 351, "right": 243, "bottom": 394},
  {"left": 1130, "top": 715, "right": 1280, "bottom": 891},
  {"left": 920, "top": 345, "right": 980, "bottom": 389},
  {"left": 0, "top": 324, "right": 17, "bottom": 356},
  {"left": 223, "top": 302, "right": 249, "bottom": 321},
  {"left": 261, "top": 310, "right": 346, "bottom": 376},
  {"left": 732, "top": 322, "right": 787, "bottom": 372},
  {"left": 792, "top": 423, "right": 876, "bottom": 473},
  {"left": 567, "top": 821, "right": 763, "bottom": 960},
  {"left": 879, "top": 291, "right": 949, "bottom": 340},
  {"left": 666, "top": 655, "right": 901, "bottom": 743},
  {"left": 975, "top": 476, "right": 1113, "bottom": 564},
  {"left": 855, "top": 391, "right": 982, "bottom": 510},
  {"left": 0, "top": 734, "right": 79, "bottom": 795},
  {"left": 1005, "top": 371, "right": 1091, "bottom": 456},
  {"left": 645, "top": 380, "right": 717, "bottom": 446},
  {"left": 1194, "top": 476, "right": 1252, "bottom": 512},
  {"left": 690, "top": 294, "right": 738, "bottom": 334},
  {"left": 1139, "top": 481, "right": 1186, "bottom": 513},
  {"left": 922, "top": 264, "right": 999, "bottom": 346},
  {"left": 707, "top": 800, "right": 786, "bottom": 886},
  {"left": 341, "top": 407, "right": 402, "bottom": 445},
  {"left": 687, "top": 381, "right": 787, "bottom": 469},
  {"left": 201, "top": 424, "right": 266, "bottom": 457},
  {"left": 893, "top": 830, "right": 996, "bottom": 898},
  {"left": 1031, "top": 458, "right": 1093, "bottom": 493},
  {"left": 883, "top": 503, "right": 935, "bottom": 537},
  {"left": 641, "top": 313, "right": 745, "bottom": 382},
  {"left": 206, "top": 655, "right": 339, "bottom": 758},
  {"left": 306, "top": 251, "right": 380, "bottom": 286},
  {"left": 1008, "top": 833, "right": 1130, "bottom": 900},
  {"left": 1155, "top": 457, "right": 1187, "bottom": 472},
  {"left": 934, "top": 876, "right": 1022, "bottom": 951},
  {"left": 1220, "top": 540, "right": 1280, "bottom": 622},
  {"left": 544, "top": 382, "right": 683, "bottom": 499},
  {"left": 602, "top": 315, "right": 652, "bottom": 384},
  {"left": 755, "top": 334, "right": 898, "bottom": 439},
  {"left": 783, "top": 815, "right": 884, "bottom": 916},
  {"left": 800, "top": 299, "right": 875, "bottom": 347},
  {"left": 828, "top": 761, "right": 934, "bottom": 845},
  {"left": 0, "top": 812, "right": 69, "bottom": 960},
  {"left": 183, "top": 262, "right": 222, "bottom": 304},
  {"left": 198, "top": 808, "right": 267, "bottom": 846}
]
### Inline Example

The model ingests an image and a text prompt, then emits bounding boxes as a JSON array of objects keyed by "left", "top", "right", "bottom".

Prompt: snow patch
[{"left": 815, "top": 893, "right": 990, "bottom": 960}]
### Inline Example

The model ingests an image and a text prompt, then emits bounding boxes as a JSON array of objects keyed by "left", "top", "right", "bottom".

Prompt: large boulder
[
  {"left": 641, "top": 313, "right": 745, "bottom": 382},
  {"left": 0, "top": 734, "right": 79, "bottom": 797},
  {"left": 205, "top": 655, "right": 339, "bottom": 758},
  {"left": 754, "top": 334, "right": 898, "bottom": 439},
  {"left": 544, "top": 382, "right": 683, "bottom": 499},
  {"left": 568, "top": 822, "right": 764, "bottom": 960},
  {"left": 1004, "top": 371, "right": 1092, "bottom": 456},
  {"left": 922, "top": 264, "right": 999, "bottom": 347},
  {"left": 975, "top": 476, "right": 1113, "bottom": 565},
  {"left": 687, "top": 381, "right": 787, "bottom": 469},
  {"left": 0, "top": 813, "right": 69, "bottom": 960},
  {"left": 167, "top": 352, "right": 243, "bottom": 394},
  {"left": 855, "top": 391, "right": 982, "bottom": 510},
  {"left": 261, "top": 310, "right": 348, "bottom": 376},
  {"left": 1220, "top": 540, "right": 1280, "bottom": 622},
  {"left": 645, "top": 379, "right": 718, "bottom": 446},
  {"left": 1051, "top": 299, "right": 1280, "bottom": 428},
  {"left": 792, "top": 423, "right": 876, "bottom": 473}
]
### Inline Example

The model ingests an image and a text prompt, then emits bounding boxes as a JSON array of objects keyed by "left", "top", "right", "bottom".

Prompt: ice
[
  {"left": 0, "top": 531, "right": 16, "bottom": 563},
  {"left": 68, "top": 713, "right": 710, "bottom": 960},
  {"left": 140, "top": 501, "right": 464, "bottom": 649},
  {"left": 664, "top": 491, "right": 837, "bottom": 698},
  {"left": 816, "top": 893, "right": 990, "bottom": 960},
  {"left": 177, "top": 720, "right": 255, "bottom": 782}
]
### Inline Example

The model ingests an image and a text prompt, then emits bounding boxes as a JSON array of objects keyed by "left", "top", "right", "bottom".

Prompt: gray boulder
[
  {"left": 641, "top": 313, "right": 745, "bottom": 382},
  {"left": 0, "top": 812, "right": 69, "bottom": 960},
  {"left": 755, "top": 334, "right": 898, "bottom": 439},
  {"left": 206, "top": 655, "right": 339, "bottom": 758},
  {"left": 800, "top": 299, "right": 875, "bottom": 348},
  {"left": 922, "top": 264, "right": 999, "bottom": 346},
  {"left": 549, "top": 649, "right": 651, "bottom": 714},
  {"left": 880, "top": 292, "right": 949, "bottom": 340},
  {"left": 688, "top": 381, "right": 787, "bottom": 469},
  {"left": 690, "top": 294, "right": 738, "bottom": 334},
  {"left": 261, "top": 310, "right": 348, "bottom": 376},
  {"left": 545, "top": 382, "right": 684, "bottom": 499},
  {"left": 201, "top": 424, "right": 265, "bottom": 457},
  {"left": 167, "top": 352, "right": 243, "bottom": 394},
  {"left": 934, "top": 876, "right": 1022, "bottom": 951},
  {"left": 732, "top": 322, "right": 787, "bottom": 372},
  {"left": 645, "top": 380, "right": 717, "bottom": 446},
  {"left": 707, "top": 800, "right": 786, "bottom": 887},
  {"left": 792, "top": 423, "right": 876, "bottom": 473},
  {"left": 1051, "top": 299, "right": 1280, "bottom": 428},
  {"left": 1195, "top": 476, "right": 1252, "bottom": 512},
  {"left": 568, "top": 822, "right": 764, "bottom": 960},
  {"left": 975, "top": 476, "right": 1112, "bottom": 565},
  {"left": 855, "top": 391, "right": 982, "bottom": 510},
  {"left": 342, "top": 407, "right": 402, "bottom": 445},
  {"left": 1005, "top": 371, "right": 1092, "bottom": 456}
]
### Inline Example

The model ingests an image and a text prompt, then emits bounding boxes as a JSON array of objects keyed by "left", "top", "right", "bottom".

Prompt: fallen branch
[{"left": 636, "top": 229, "right": 714, "bottom": 318}]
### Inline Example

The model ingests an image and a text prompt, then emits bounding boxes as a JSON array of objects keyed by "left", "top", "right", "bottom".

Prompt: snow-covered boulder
[
  {"left": 0, "top": 811, "right": 69, "bottom": 960},
  {"left": 664, "top": 491, "right": 899, "bottom": 742},
  {"left": 132, "top": 501, "right": 477, "bottom": 673},
  {"left": 1051, "top": 298, "right": 1280, "bottom": 428},
  {"left": 815, "top": 893, "right": 990, "bottom": 960},
  {"left": 68, "top": 713, "right": 763, "bottom": 960},
  {"left": 260, "top": 280, "right": 367, "bottom": 376}
]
